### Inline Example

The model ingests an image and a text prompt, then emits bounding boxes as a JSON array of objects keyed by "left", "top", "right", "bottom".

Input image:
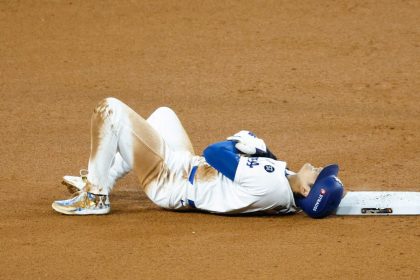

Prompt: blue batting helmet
[{"left": 295, "top": 164, "right": 344, "bottom": 219}]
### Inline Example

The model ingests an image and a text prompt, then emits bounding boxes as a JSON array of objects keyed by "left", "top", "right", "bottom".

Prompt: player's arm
[
  {"left": 203, "top": 141, "right": 240, "bottom": 181},
  {"left": 203, "top": 131, "right": 278, "bottom": 181},
  {"left": 227, "top": 130, "right": 277, "bottom": 160}
]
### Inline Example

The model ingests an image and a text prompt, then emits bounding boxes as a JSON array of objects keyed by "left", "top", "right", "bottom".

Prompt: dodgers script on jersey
[{"left": 181, "top": 156, "right": 297, "bottom": 214}]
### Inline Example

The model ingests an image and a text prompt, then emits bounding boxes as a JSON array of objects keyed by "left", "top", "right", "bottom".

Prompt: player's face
[
  {"left": 299, "top": 163, "right": 323, "bottom": 184},
  {"left": 295, "top": 163, "right": 323, "bottom": 196}
]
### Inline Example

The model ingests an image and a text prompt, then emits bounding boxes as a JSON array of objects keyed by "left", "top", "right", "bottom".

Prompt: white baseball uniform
[{"left": 86, "top": 98, "right": 297, "bottom": 215}]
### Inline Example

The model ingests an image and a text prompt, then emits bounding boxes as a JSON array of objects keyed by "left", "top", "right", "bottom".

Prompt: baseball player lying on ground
[{"left": 52, "top": 97, "right": 344, "bottom": 218}]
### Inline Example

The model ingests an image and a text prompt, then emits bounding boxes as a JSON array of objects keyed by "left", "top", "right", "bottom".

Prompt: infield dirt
[{"left": 0, "top": 1, "right": 419, "bottom": 279}]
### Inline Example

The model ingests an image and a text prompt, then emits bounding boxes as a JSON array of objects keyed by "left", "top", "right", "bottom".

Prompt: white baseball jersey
[
  {"left": 187, "top": 156, "right": 297, "bottom": 214},
  {"left": 146, "top": 149, "right": 297, "bottom": 215}
]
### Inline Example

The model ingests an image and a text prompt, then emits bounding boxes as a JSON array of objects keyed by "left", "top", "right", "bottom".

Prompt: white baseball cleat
[
  {"left": 62, "top": 169, "right": 88, "bottom": 193},
  {"left": 52, "top": 191, "right": 110, "bottom": 215},
  {"left": 62, "top": 175, "right": 85, "bottom": 193}
]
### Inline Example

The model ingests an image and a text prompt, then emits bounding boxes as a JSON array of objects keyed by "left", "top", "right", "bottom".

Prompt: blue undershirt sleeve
[{"left": 203, "top": 141, "right": 240, "bottom": 181}]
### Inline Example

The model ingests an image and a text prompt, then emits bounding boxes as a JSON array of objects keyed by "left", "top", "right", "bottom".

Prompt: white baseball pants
[{"left": 86, "top": 97, "right": 197, "bottom": 208}]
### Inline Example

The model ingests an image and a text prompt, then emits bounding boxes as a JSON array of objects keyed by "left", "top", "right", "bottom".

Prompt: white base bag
[{"left": 335, "top": 191, "right": 420, "bottom": 215}]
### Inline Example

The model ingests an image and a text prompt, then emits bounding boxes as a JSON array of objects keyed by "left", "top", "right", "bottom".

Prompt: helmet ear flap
[{"left": 295, "top": 164, "right": 344, "bottom": 218}]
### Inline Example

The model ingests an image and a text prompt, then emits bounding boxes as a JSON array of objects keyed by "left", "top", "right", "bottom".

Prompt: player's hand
[{"left": 227, "top": 130, "right": 267, "bottom": 155}]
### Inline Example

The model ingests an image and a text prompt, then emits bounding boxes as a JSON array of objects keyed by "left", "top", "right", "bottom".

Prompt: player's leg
[
  {"left": 62, "top": 152, "right": 130, "bottom": 193},
  {"left": 87, "top": 107, "right": 192, "bottom": 184},
  {"left": 52, "top": 97, "right": 168, "bottom": 215},
  {"left": 104, "top": 107, "right": 194, "bottom": 179},
  {"left": 87, "top": 98, "right": 170, "bottom": 193},
  {"left": 90, "top": 107, "right": 193, "bottom": 183},
  {"left": 146, "top": 107, "right": 195, "bottom": 154},
  {"left": 62, "top": 106, "right": 193, "bottom": 193}
]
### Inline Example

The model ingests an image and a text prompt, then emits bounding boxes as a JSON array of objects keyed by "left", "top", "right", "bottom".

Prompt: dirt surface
[{"left": 1, "top": 1, "right": 419, "bottom": 279}]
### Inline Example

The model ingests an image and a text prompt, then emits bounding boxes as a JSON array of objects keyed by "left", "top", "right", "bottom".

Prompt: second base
[{"left": 335, "top": 191, "right": 420, "bottom": 215}]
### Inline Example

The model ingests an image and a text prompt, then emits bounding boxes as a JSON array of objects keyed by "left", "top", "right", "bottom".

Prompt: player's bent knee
[
  {"left": 93, "top": 97, "right": 124, "bottom": 118},
  {"left": 150, "top": 107, "right": 176, "bottom": 117},
  {"left": 155, "top": 106, "right": 176, "bottom": 115}
]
